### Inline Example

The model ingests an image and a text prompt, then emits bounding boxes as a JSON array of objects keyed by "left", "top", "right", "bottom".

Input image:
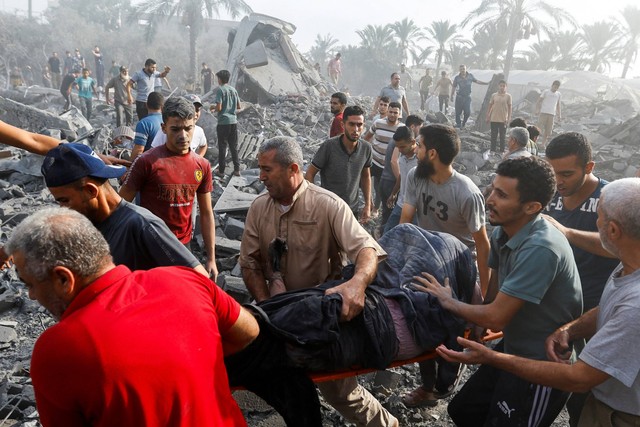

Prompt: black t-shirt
[
  {"left": 201, "top": 68, "right": 213, "bottom": 84},
  {"left": 48, "top": 56, "right": 61, "bottom": 73},
  {"left": 60, "top": 73, "right": 75, "bottom": 91}
]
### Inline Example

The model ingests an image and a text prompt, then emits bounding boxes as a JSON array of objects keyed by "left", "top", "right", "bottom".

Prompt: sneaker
[
  {"left": 401, "top": 386, "right": 438, "bottom": 408},
  {"left": 233, "top": 170, "right": 241, "bottom": 177},
  {"left": 215, "top": 170, "right": 225, "bottom": 178}
]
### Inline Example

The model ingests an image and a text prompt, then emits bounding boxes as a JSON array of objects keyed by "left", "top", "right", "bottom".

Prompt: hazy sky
[{"left": 3, "top": 0, "right": 637, "bottom": 69}]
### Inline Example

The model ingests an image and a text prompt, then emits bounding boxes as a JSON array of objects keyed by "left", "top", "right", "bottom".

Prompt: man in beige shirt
[
  {"left": 486, "top": 80, "right": 512, "bottom": 152},
  {"left": 240, "top": 136, "right": 398, "bottom": 427}
]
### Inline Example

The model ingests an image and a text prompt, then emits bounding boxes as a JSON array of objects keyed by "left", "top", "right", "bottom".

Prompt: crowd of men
[{"left": 0, "top": 57, "right": 639, "bottom": 427}]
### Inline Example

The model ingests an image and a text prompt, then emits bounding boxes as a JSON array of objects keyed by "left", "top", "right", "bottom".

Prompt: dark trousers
[
  {"left": 225, "top": 320, "right": 322, "bottom": 427},
  {"left": 420, "top": 91, "right": 429, "bottom": 110},
  {"left": 379, "top": 177, "right": 396, "bottom": 231},
  {"left": 136, "top": 100, "right": 148, "bottom": 121},
  {"left": 490, "top": 122, "right": 507, "bottom": 152},
  {"left": 455, "top": 95, "right": 472, "bottom": 128},
  {"left": 115, "top": 101, "right": 134, "bottom": 127},
  {"left": 216, "top": 123, "right": 239, "bottom": 173},
  {"left": 449, "top": 358, "right": 569, "bottom": 427},
  {"left": 61, "top": 90, "right": 71, "bottom": 110},
  {"left": 419, "top": 358, "right": 459, "bottom": 393},
  {"left": 439, "top": 95, "right": 449, "bottom": 114},
  {"left": 370, "top": 164, "right": 383, "bottom": 210},
  {"left": 79, "top": 97, "right": 93, "bottom": 120}
]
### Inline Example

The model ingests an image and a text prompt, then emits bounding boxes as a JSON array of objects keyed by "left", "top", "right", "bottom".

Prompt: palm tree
[
  {"left": 308, "top": 33, "right": 339, "bottom": 68},
  {"left": 618, "top": 6, "right": 640, "bottom": 78},
  {"left": 515, "top": 40, "right": 557, "bottom": 70},
  {"left": 356, "top": 24, "right": 396, "bottom": 59},
  {"left": 425, "top": 20, "right": 464, "bottom": 74},
  {"left": 390, "top": 18, "right": 424, "bottom": 65},
  {"left": 132, "top": 0, "right": 252, "bottom": 82},
  {"left": 553, "top": 30, "right": 585, "bottom": 71},
  {"left": 409, "top": 45, "right": 434, "bottom": 66},
  {"left": 463, "top": 0, "right": 576, "bottom": 79},
  {"left": 446, "top": 42, "right": 473, "bottom": 71},
  {"left": 470, "top": 21, "right": 509, "bottom": 69},
  {"left": 580, "top": 21, "right": 621, "bottom": 73}
]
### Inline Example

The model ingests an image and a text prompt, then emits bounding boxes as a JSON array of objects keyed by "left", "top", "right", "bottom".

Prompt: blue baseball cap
[{"left": 42, "top": 143, "right": 126, "bottom": 187}]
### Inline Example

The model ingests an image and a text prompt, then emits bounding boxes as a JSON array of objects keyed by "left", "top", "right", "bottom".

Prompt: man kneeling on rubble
[{"left": 5, "top": 207, "right": 258, "bottom": 427}]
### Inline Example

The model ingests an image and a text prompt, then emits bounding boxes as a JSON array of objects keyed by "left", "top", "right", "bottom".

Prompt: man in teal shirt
[
  {"left": 74, "top": 68, "right": 97, "bottom": 120},
  {"left": 213, "top": 69, "right": 241, "bottom": 177}
]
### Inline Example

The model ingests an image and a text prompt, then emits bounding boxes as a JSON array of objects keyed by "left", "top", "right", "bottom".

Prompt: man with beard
[
  {"left": 306, "top": 105, "right": 372, "bottom": 222},
  {"left": 542, "top": 133, "right": 619, "bottom": 427},
  {"left": 328, "top": 92, "right": 347, "bottom": 137},
  {"left": 430, "top": 178, "right": 640, "bottom": 427},
  {"left": 399, "top": 124, "right": 490, "bottom": 407},
  {"left": 414, "top": 156, "right": 583, "bottom": 427},
  {"left": 372, "top": 73, "right": 410, "bottom": 118}
]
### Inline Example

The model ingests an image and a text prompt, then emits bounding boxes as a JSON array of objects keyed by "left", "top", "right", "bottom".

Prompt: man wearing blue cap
[{"left": 39, "top": 142, "right": 208, "bottom": 275}]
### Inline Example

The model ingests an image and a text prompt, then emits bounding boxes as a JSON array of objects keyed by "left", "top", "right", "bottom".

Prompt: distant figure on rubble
[
  {"left": 73, "top": 68, "right": 97, "bottom": 120},
  {"left": 486, "top": 80, "right": 512, "bottom": 153},
  {"left": 92, "top": 46, "right": 105, "bottom": 88},
  {"left": 213, "top": 69, "right": 241, "bottom": 177},
  {"left": 433, "top": 70, "right": 453, "bottom": 114},
  {"left": 42, "top": 66, "right": 52, "bottom": 88},
  {"left": 399, "top": 63, "right": 413, "bottom": 91},
  {"left": 63, "top": 51, "right": 74, "bottom": 75},
  {"left": 415, "top": 156, "right": 582, "bottom": 427},
  {"left": 60, "top": 69, "right": 79, "bottom": 111},
  {"left": 418, "top": 69, "right": 433, "bottom": 110},
  {"left": 451, "top": 65, "right": 488, "bottom": 129},
  {"left": 72, "top": 48, "right": 85, "bottom": 71},
  {"left": 48, "top": 52, "right": 61, "bottom": 89},
  {"left": 128, "top": 58, "right": 171, "bottom": 120},
  {"left": 109, "top": 60, "right": 120, "bottom": 79},
  {"left": 23, "top": 66, "right": 34, "bottom": 86},
  {"left": 200, "top": 62, "right": 214, "bottom": 94},
  {"left": 327, "top": 52, "right": 342, "bottom": 85},
  {"left": 536, "top": 80, "right": 562, "bottom": 150},
  {"left": 4, "top": 207, "right": 258, "bottom": 427},
  {"left": 372, "top": 73, "right": 410, "bottom": 118},
  {"left": 105, "top": 66, "right": 134, "bottom": 127},
  {"left": 328, "top": 91, "right": 347, "bottom": 137},
  {"left": 120, "top": 97, "right": 218, "bottom": 280},
  {"left": 306, "top": 105, "right": 372, "bottom": 223},
  {"left": 240, "top": 136, "right": 400, "bottom": 427}
]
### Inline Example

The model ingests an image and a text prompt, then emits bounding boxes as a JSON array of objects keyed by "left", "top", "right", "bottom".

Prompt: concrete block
[
  {"left": 224, "top": 217, "right": 245, "bottom": 240},
  {"left": 231, "top": 261, "right": 242, "bottom": 277},
  {"left": 218, "top": 275, "right": 252, "bottom": 304},
  {"left": 0, "top": 325, "right": 17, "bottom": 344},
  {"left": 243, "top": 40, "right": 269, "bottom": 69},
  {"left": 215, "top": 236, "right": 241, "bottom": 257}
]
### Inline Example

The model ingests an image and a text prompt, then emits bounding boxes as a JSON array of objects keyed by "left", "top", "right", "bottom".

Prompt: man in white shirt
[{"left": 536, "top": 80, "right": 562, "bottom": 149}]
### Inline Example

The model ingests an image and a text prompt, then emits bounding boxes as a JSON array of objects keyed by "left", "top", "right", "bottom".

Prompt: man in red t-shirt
[
  {"left": 5, "top": 207, "right": 259, "bottom": 427},
  {"left": 120, "top": 97, "right": 218, "bottom": 279},
  {"left": 329, "top": 91, "right": 347, "bottom": 137}
]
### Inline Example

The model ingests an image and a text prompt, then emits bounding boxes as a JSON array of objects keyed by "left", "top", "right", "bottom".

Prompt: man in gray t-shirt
[
  {"left": 371, "top": 72, "right": 410, "bottom": 118},
  {"left": 305, "top": 105, "right": 372, "bottom": 223},
  {"left": 431, "top": 177, "right": 640, "bottom": 424}
]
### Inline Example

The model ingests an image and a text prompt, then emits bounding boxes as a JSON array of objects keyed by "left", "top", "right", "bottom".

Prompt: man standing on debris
[
  {"left": 240, "top": 136, "right": 398, "bottom": 427},
  {"left": 451, "top": 65, "right": 488, "bottom": 129},
  {"left": 306, "top": 105, "right": 372, "bottom": 223},
  {"left": 435, "top": 177, "right": 640, "bottom": 427},
  {"left": 105, "top": 66, "right": 134, "bottom": 127},
  {"left": 213, "top": 69, "right": 241, "bottom": 177},
  {"left": 4, "top": 207, "right": 257, "bottom": 427},
  {"left": 542, "top": 133, "right": 619, "bottom": 427},
  {"left": 201, "top": 62, "right": 213, "bottom": 94},
  {"left": 328, "top": 91, "right": 347, "bottom": 138},
  {"left": 40, "top": 142, "right": 210, "bottom": 275},
  {"left": 327, "top": 52, "right": 342, "bottom": 85},
  {"left": 399, "top": 63, "right": 413, "bottom": 91},
  {"left": 120, "top": 97, "right": 218, "bottom": 279},
  {"left": 60, "top": 69, "right": 79, "bottom": 111},
  {"left": 418, "top": 69, "right": 433, "bottom": 110},
  {"left": 486, "top": 80, "right": 512, "bottom": 153},
  {"left": 130, "top": 92, "right": 164, "bottom": 161},
  {"left": 372, "top": 73, "right": 410, "bottom": 118},
  {"left": 151, "top": 94, "right": 208, "bottom": 156},
  {"left": 433, "top": 71, "right": 453, "bottom": 114},
  {"left": 73, "top": 68, "right": 97, "bottom": 121},
  {"left": 415, "top": 156, "right": 583, "bottom": 427},
  {"left": 536, "top": 80, "right": 562, "bottom": 150},
  {"left": 128, "top": 58, "right": 171, "bottom": 120},
  {"left": 502, "top": 127, "right": 532, "bottom": 160},
  {"left": 63, "top": 50, "right": 74, "bottom": 75},
  {"left": 399, "top": 124, "right": 490, "bottom": 408},
  {"left": 48, "top": 52, "right": 61, "bottom": 90},
  {"left": 363, "top": 101, "right": 405, "bottom": 219}
]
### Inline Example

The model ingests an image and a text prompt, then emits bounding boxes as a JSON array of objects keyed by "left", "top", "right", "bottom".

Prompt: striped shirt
[{"left": 368, "top": 118, "right": 404, "bottom": 168}]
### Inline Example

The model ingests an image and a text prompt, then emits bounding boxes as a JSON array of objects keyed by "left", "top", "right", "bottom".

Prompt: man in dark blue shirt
[{"left": 451, "top": 65, "right": 488, "bottom": 129}]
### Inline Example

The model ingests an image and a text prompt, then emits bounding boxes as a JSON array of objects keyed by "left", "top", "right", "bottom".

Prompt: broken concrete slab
[
  {"left": 215, "top": 236, "right": 242, "bottom": 257},
  {"left": 214, "top": 175, "right": 265, "bottom": 214},
  {"left": 223, "top": 217, "right": 245, "bottom": 240},
  {"left": 218, "top": 275, "right": 251, "bottom": 304},
  {"left": 244, "top": 40, "right": 269, "bottom": 69}
]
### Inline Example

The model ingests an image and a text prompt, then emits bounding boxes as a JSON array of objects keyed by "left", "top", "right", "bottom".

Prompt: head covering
[
  {"left": 184, "top": 94, "right": 202, "bottom": 107},
  {"left": 42, "top": 143, "right": 126, "bottom": 187},
  {"left": 113, "top": 126, "right": 135, "bottom": 141}
]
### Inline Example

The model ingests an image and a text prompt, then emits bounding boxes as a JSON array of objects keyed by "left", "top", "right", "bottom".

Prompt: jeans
[
  {"left": 370, "top": 164, "right": 383, "bottom": 210},
  {"left": 79, "top": 96, "right": 92, "bottom": 120},
  {"left": 115, "top": 101, "right": 134, "bottom": 127},
  {"left": 379, "top": 177, "right": 396, "bottom": 231},
  {"left": 438, "top": 95, "right": 449, "bottom": 114},
  {"left": 216, "top": 123, "right": 239, "bottom": 173},
  {"left": 490, "top": 122, "right": 507, "bottom": 152},
  {"left": 383, "top": 204, "right": 417, "bottom": 235},
  {"left": 455, "top": 95, "right": 472, "bottom": 128}
]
